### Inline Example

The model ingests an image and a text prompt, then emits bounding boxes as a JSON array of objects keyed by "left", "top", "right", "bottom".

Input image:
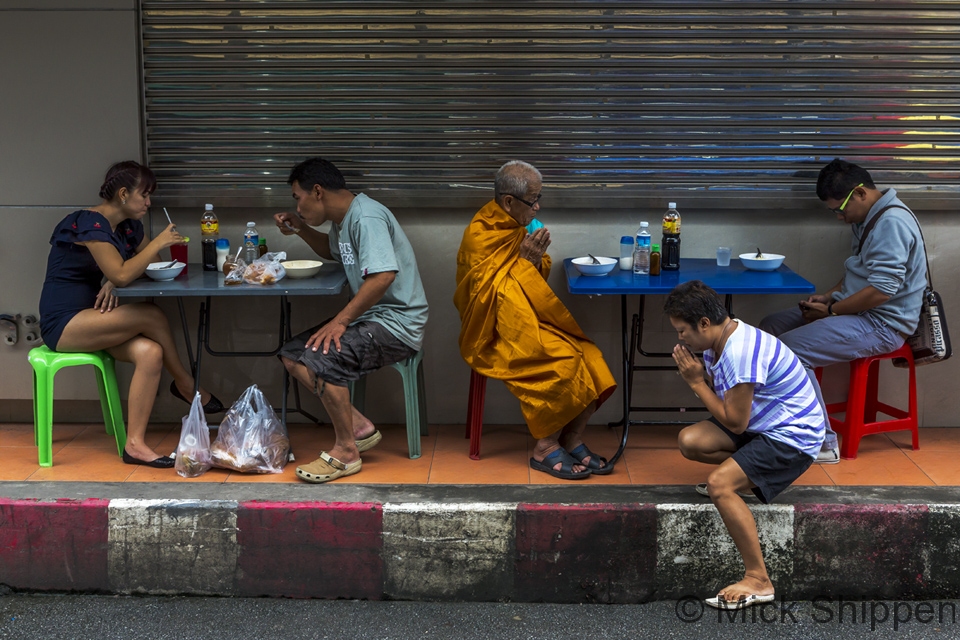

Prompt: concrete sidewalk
[{"left": 2, "top": 483, "right": 960, "bottom": 603}]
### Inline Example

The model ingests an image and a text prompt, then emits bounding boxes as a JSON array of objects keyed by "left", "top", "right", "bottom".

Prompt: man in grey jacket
[{"left": 759, "top": 158, "right": 927, "bottom": 463}]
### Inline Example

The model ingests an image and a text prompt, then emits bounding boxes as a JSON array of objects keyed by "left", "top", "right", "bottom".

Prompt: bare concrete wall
[{"left": 1, "top": 2, "right": 957, "bottom": 429}]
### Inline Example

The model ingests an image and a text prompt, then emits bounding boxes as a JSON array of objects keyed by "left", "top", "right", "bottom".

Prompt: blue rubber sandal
[
  {"left": 530, "top": 448, "right": 592, "bottom": 480},
  {"left": 568, "top": 443, "right": 614, "bottom": 475}
]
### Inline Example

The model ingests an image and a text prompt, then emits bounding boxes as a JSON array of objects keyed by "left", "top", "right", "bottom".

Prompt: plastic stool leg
[
  {"left": 99, "top": 354, "right": 127, "bottom": 457},
  {"left": 466, "top": 371, "right": 486, "bottom": 460},
  {"left": 36, "top": 369, "right": 54, "bottom": 467},
  {"left": 95, "top": 365, "right": 115, "bottom": 437},
  {"left": 839, "top": 359, "right": 870, "bottom": 460},
  {"left": 909, "top": 358, "right": 919, "bottom": 450},
  {"left": 396, "top": 358, "right": 422, "bottom": 459},
  {"left": 349, "top": 376, "right": 368, "bottom": 413},
  {"left": 416, "top": 356, "right": 428, "bottom": 437},
  {"left": 864, "top": 360, "right": 881, "bottom": 422}
]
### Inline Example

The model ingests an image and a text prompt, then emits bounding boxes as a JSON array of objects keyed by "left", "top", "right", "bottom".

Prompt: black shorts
[
  {"left": 278, "top": 319, "right": 416, "bottom": 387},
  {"left": 708, "top": 417, "right": 814, "bottom": 504}
]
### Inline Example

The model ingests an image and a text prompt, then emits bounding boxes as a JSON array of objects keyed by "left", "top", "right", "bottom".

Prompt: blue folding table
[{"left": 564, "top": 257, "right": 816, "bottom": 464}]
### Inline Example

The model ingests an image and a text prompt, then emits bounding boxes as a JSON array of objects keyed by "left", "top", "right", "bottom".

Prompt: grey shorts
[
  {"left": 278, "top": 319, "right": 416, "bottom": 387},
  {"left": 709, "top": 417, "right": 814, "bottom": 504}
]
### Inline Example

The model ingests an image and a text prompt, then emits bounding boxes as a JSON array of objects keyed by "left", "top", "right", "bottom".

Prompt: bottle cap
[
  {"left": 668, "top": 202, "right": 677, "bottom": 209},
  {"left": 652, "top": 244, "right": 660, "bottom": 251},
  {"left": 620, "top": 235, "right": 633, "bottom": 243},
  {"left": 216, "top": 238, "right": 229, "bottom": 249},
  {"left": 205, "top": 204, "right": 214, "bottom": 211},
  {"left": 258, "top": 238, "right": 266, "bottom": 245},
  {"left": 640, "top": 221, "right": 649, "bottom": 228},
  {"left": 247, "top": 221, "right": 256, "bottom": 227}
]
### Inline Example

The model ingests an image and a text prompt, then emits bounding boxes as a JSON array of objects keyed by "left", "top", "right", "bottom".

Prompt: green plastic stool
[
  {"left": 349, "top": 350, "right": 427, "bottom": 459},
  {"left": 28, "top": 345, "right": 127, "bottom": 467}
]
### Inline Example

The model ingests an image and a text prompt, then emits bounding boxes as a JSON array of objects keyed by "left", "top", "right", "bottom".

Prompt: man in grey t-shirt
[{"left": 275, "top": 157, "right": 429, "bottom": 484}]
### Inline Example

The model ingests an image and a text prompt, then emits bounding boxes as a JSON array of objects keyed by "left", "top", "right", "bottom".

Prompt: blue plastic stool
[
  {"left": 28, "top": 346, "right": 127, "bottom": 467},
  {"left": 349, "top": 351, "right": 427, "bottom": 459}
]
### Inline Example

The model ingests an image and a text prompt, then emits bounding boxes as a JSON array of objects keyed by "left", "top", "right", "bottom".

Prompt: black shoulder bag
[{"left": 857, "top": 204, "right": 951, "bottom": 367}]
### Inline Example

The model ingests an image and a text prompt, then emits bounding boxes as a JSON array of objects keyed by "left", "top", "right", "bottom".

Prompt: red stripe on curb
[
  {"left": 515, "top": 503, "right": 657, "bottom": 603},
  {"left": 0, "top": 498, "right": 109, "bottom": 591},
  {"left": 236, "top": 501, "right": 383, "bottom": 599}
]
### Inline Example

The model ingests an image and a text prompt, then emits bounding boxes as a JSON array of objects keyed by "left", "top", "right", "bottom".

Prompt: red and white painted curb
[{"left": 0, "top": 498, "right": 957, "bottom": 602}]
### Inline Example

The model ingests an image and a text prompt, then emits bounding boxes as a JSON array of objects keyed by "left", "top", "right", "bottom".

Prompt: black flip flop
[
  {"left": 530, "top": 448, "right": 591, "bottom": 480},
  {"left": 567, "top": 443, "right": 614, "bottom": 475}
]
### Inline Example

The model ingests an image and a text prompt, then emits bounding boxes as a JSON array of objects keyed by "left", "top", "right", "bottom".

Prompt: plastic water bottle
[
  {"left": 243, "top": 222, "right": 259, "bottom": 264},
  {"left": 633, "top": 221, "right": 651, "bottom": 275}
]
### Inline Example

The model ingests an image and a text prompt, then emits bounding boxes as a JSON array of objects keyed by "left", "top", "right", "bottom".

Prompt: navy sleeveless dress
[{"left": 39, "top": 210, "right": 144, "bottom": 350}]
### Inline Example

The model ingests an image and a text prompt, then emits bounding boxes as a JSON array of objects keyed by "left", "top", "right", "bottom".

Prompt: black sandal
[
  {"left": 567, "top": 443, "right": 614, "bottom": 475},
  {"left": 530, "top": 448, "right": 591, "bottom": 480},
  {"left": 170, "top": 380, "right": 224, "bottom": 414}
]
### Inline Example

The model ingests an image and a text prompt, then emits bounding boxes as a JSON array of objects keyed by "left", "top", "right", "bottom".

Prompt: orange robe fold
[{"left": 454, "top": 200, "right": 616, "bottom": 439}]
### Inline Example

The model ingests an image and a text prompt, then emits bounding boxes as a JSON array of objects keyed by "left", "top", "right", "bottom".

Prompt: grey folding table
[{"left": 114, "top": 263, "right": 347, "bottom": 425}]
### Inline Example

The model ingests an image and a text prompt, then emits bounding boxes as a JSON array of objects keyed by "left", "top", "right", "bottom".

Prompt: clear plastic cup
[{"left": 716, "top": 246, "right": 732, "bottom": 267}]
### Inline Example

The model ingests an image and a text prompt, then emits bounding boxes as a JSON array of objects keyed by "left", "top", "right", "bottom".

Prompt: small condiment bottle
[
  {"left": 258, "top": 237, "right": 268, "bottom": 257},
  {"left": 650, "top": 243, "right": 661, "bottom": 276}
]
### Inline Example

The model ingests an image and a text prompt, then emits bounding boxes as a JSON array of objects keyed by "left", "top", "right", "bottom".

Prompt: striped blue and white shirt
[{"left": 703, "top": 321, "right": 825, "bottom": 459}]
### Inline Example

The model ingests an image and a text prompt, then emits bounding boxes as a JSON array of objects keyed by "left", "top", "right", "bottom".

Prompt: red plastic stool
[
  {"left": 814, "top": 343, "right": 919, "bottom": 460},
  {"left": 464, "top": 370, "right": 487, "bottom": 460}
]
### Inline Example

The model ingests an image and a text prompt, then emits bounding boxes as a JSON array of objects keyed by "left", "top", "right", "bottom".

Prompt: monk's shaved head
[{"left": 495, "top": 160, "right": 542, "bottom": 206}]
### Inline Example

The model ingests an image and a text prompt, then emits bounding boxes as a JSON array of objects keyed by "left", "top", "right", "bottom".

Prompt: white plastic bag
[
  {"left": 242, "top": 251, "right": 287, "bottom": 285},
  {"left": 210, "top": 384, "right": 290, "bottom": 473},
  {"left": 175, "top": 391, "right": 213, "bottom": 478}
]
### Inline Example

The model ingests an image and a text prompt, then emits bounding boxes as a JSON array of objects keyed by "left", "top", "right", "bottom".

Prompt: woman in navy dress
[{"left": 39, "top": 161, "right": 222, "bottom": 468}]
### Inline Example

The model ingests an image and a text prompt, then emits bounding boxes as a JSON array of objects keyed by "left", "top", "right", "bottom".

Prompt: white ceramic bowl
[
  {"left": 145, "top": 261, "right": 185, "bottom": 281},
  {"left": 572, "top": 256, "right": 618, "bottom": 276},
  {"left": 739, "top": 253, "right": 785, "bottom": 271},
  {"left": 281, "top": 259, "right": 323, "bottom": 279}
]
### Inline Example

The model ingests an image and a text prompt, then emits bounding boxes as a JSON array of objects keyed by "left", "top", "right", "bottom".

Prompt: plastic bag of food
[
  {"left": 224, "top": 257, "right": 247, "bottom": 286},
  {"left": 175, "top": 391, "right": 213, "bottom": 478},
  {"left": 243, "top": 251, "right": 287, "bottom": 285},
  {"left": 210, "top": 384, "right": 290, "bottom": 473}
]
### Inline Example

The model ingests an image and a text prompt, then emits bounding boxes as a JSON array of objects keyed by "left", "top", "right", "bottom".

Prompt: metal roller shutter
[{"left": 140, "top": 1, "right": 960, "bottom": 208}]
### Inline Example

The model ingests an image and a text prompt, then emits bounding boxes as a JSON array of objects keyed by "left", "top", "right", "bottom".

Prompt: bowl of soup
[
  {"left": 739, "top": 253, "right": 785, "bottom": 271},
  {"left": 145, "top": 261, "right": 185, "bottom": 281},
  {"left": 572, "top": 256, "right": 617, "bottom": 276}
]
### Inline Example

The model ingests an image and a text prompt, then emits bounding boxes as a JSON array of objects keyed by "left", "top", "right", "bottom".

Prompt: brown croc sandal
[
  {"left": 356, "top": 430, "right": 382, "bottom": 453},
  {"left": 296, "top": 451, "right": 362, "bottom": 484}
]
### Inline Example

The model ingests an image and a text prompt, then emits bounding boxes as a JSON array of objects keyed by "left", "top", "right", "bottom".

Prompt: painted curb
[{"left": 1, "top": 498, "right": 959, "bottom": 602}]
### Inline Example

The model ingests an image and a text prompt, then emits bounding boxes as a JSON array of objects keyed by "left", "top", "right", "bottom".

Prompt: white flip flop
[{"left": 705, "top": 593, "right": 776, "bottom": 610}]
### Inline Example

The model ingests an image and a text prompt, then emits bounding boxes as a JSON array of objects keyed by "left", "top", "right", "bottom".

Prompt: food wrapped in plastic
[
  {"left": 175, "top": 390, "right": 213, "bottom": 478},
  {"left": 224, "top": 258, "right": 247, "bottom": 286},
  {"left": 210, "top": 384, "right": 290, "bottom": 473},
  {"left": 243, "top": 251, "right": 287, "bottom": 285}
]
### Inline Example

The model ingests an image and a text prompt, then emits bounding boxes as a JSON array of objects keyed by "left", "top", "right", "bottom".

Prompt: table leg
[
  {"left": 608, "top": 294, "right": 632, "bottom": 465},
  {"left": 177, "top": 298, "right": 196, "bottom": 378},
  {"left": 193, "top": 297, "right": 209, "bottom": 395}
]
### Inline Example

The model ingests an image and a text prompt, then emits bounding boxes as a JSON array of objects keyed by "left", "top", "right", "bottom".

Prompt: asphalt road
[{"left": 2, "top": 593, "right": 959, "bottom": 640}]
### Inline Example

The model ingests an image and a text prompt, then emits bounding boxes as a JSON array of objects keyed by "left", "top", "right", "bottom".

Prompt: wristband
[{"left": 828, "top": 302, "right": 838, "bottom": 316}]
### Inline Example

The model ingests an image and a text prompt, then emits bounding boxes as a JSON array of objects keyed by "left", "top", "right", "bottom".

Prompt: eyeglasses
[
  {"left": 830, "top": 183, "right": 864, "bottom": 214},
  {"left": 506, "top": 193, "right": 542, "bottom": 208}
]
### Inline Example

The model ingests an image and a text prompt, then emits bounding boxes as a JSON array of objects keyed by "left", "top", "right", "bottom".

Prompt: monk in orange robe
[{"left": 454, "top": 160, "right": 617, "bottom": 479}]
